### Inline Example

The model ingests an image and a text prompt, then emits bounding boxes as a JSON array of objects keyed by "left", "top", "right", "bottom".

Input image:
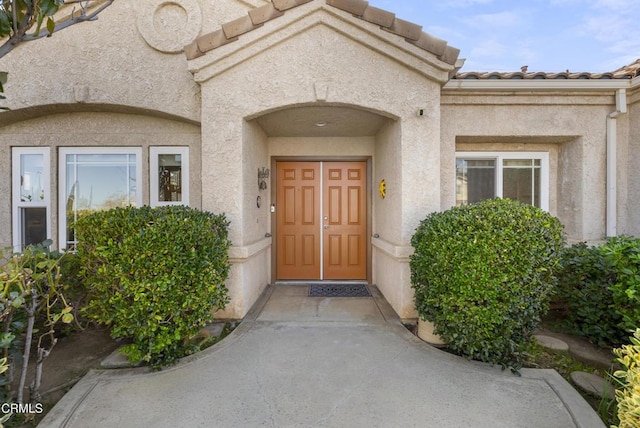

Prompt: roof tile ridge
[{"left": 185, "top": 0, "right": 460, "bottom": 66}]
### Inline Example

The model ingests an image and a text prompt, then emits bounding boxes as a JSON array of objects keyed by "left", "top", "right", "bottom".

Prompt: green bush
[
  {"left": 556, "top": 242, "right": 624, "bottom": 347},
  {"left": 556, "top": 236, "right": 640, "bottom": 347},
  {"left": 603, "top": 237, "right": 640, "bottom": 334},
  {"left": 612, "top": 328, "right": 640, "bottom": 428},
  {"left": 75, "top": 206, "right": 230, "bottom": 368},
  {"left": 410, "top": 198, "right": 564, "bottom": 369}
]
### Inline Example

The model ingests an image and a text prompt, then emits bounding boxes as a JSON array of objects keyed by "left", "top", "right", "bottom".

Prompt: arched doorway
[{"left": 254, "top": 104, "right": 393, "bottom": 283}]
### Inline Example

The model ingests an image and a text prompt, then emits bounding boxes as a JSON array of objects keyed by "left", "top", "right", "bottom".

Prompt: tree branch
[
  {"left": 0, "top": 0, "right": 114, "bottom": 59},
  {"left": 17, "top": 287, "right": 36, "bottom": 404},
  {"left": 11, "top": 0, "right": 17, "bottom": 35}
]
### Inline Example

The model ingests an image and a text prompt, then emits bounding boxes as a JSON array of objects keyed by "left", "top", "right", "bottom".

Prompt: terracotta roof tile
[
  {"left": 184, "top": 40, "right": 203, "bottom": 60},
  {"left": 249, "top": 3, "right": 285, "bottom": 26},
  {"left": 361, "top": 6, "right": 395, "bottom": 27},
  {"left": 222, "top": 15, "right": 260, "bottom": 39},
  {"left": 455, "top": 59, "right": 640, "bottom": 80},
  {"left": 185, "top": 0, "right": 461, "bottom": 66},
  {"left": 409, "top": 32, "right": 447, "bottom": 57},
  {"left": 197, "top": 29, "right": 238, "bottom": 53},
  {"left": 612, "top": 59, "right": 640, "bottom": 78},
  {"left": 384, "top": 17, "right": 422, "bottom": 41},
  {"left": 272, "top": 0, "right": 313, "bottom": 12},
  {"left": 440, "top": 46, "right": 461, "bottom": 66},
  {"left": 326, "top": 0, "right": 368, "bottom": 16}
]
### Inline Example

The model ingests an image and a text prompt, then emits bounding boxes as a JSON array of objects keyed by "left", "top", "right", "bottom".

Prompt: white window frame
[
  {"left": 12, "top": 147, "right": 51, "bottom": 251},
  {"left": 455, "top": 151, "right": 549, "bottom": 211},
  {"left": 149, "top": 146, "right": 189, "bottom": 207},
  {"left": 59, "top": 147, "right": 142, "bottom": 249}
]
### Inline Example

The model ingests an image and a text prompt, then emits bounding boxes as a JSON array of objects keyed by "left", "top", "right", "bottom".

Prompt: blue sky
[{"left": 367, "top": 0, "right": 639, "bottom": 73}]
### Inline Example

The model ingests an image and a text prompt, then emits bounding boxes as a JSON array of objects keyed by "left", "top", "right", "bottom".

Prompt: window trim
[
  {"left": 58, "top": 147, "right": 142, "bottom": 249},
  {"left": 149, "top": 146, "right": 189, "bottom": 207},
  {"left": 455, "top": 151, "right": 549, "bottom": 211},
  {"left": 12, "top": 147, "right": 51, "bottom": 251}
]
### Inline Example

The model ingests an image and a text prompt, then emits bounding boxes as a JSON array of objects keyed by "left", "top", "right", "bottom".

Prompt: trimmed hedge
[
  {"left": 75, "top": 206, "right": 230, "bottom": 368},
  {"left": 556, "top": 236, "right": 640, "bottom": 347},
  {"left": 410, "top": 198, "right": 565, "bottom": 369}
]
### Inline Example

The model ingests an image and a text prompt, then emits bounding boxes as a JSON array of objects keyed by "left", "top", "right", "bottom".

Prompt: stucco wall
[
  {"left": 441, "top": 93, "right": 615, "bottom": 242},
  {"left": 625, "top": 88, "right": 640, "bottom": 236},
  {"left": 269, "top": 137, "right": 375, "bottom": 158},
  {"left": 0, "top": 0, "right": 269, "bottom": 120},
  {"left": 372, "top": 122, "right": 402, "bottom": 243},
  {"left": 243, "top": 120, "right": 271, "bottom": 245},
  {"left": 0, "top": 112, "right": 201, "bottom": 248}
]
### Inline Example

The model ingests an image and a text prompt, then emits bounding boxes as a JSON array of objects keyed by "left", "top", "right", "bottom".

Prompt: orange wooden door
[
  {"left": 322, "top": 162, "right": 367, "bottom": 280},
  {"left": 276, "top": 162, "right": 321, "bottom": 279},
  {"left": 276, "top": 161, "right": 367, "bottom": 280}
]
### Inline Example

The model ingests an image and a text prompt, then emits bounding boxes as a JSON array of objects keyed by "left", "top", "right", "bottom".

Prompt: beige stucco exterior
[
  {"left": 0, "top": 0, "right": 638, "bottom": 320},
  {"left": 626, "top": 87, "right": 640, "bottom": 235}
]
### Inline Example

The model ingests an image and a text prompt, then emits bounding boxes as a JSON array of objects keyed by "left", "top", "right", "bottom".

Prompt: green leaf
[
  {"left": 0, "top": 11, "right": 12, "bottom": 38},
  {"left": 12, "top": 295, "right": 25, "bottom": 308},
  {"left": 34, "top": 10, "right": 45, "bottom": 37},
  {"left": 46, "top": 16, "right": 55, "bottom": 35},
  {"left": 0, "top": 332, "right": 16, "bottom": 349},
  {"left": 41, "top": 0, "right": 62, "bottom": 16}
]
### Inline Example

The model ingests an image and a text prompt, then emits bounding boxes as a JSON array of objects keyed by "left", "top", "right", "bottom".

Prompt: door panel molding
[
  {"left": 276, "top": 162, "right": 321, "bottom": 279},
  {"left": 275, "top": 159, "right": 368, "bottom": 281},
  {"left": 322, "top": 162, "right": 367, "bottom": 280}
]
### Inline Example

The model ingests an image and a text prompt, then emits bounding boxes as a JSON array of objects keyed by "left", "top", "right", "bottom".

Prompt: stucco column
[
  {"left": 401, "top": 105, "right": 442, "bottom": 243},
  {"left": 200, "top": 113, "right": 244, "bottom": 243},
  {"left": 373, "top": 91, "right": 442, "bottom": 320},
  {"left": 200, "top": 107, "right": 250, "bottom": 318},
  {"left": 200, "top": 96, "right": 272, "bottom": 319}
]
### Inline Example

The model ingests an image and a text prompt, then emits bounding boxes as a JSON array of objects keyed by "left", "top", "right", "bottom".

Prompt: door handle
[{"left": 323, "top": 225, "right": 329, "bottom": 229}]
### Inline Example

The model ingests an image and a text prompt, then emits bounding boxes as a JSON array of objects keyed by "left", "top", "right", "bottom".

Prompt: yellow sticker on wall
[{"left": 379, "top": 179, "right": 386, "bottom": 199}]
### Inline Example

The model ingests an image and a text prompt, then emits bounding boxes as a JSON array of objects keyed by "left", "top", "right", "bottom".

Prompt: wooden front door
[{"left": 276, "top": 161, "right": 367, "bottom": 280}]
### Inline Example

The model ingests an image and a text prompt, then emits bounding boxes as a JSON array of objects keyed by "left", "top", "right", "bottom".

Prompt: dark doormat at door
[{"left": 308, "top": 284, "right": 371, "bottom": 297}]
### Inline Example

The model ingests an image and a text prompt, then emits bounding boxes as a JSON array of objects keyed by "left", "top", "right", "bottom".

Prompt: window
[
  {"left": 12, "top": 148, "right": 51, "bottom": 250},
  {"left": 150, "top": 147, "right": 189, "bottom": 207},
  {"left": 456, "top": 152, "right": 549, "bottom": 210},
  {"left": 59, "top": 147, "right": 142, "bottom": 249}
]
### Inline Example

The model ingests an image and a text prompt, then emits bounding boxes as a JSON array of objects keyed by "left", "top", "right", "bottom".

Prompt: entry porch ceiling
[{"left": 255, "top": 106, "right": 391, "bottom": 137}]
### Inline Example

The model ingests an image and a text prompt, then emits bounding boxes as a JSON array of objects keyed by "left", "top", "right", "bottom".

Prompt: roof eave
[
  {"left": 443, "top": 79, "right": 632, "bottom": 92},
  {"left": 188, "top": 4, "right": 456, "bottom": 85}
]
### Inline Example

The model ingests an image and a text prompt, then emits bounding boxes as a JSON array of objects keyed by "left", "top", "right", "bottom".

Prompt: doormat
[{"left": 308, "top": 284, "right": 371, "bottom": 297}]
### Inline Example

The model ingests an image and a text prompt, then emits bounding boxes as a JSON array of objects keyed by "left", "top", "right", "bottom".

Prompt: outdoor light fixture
[{"left": 258, "top": 167, "right": 270, "bottom": 191}]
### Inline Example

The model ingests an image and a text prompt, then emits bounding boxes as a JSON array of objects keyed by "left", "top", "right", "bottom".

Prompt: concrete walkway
[{"left": 39, "top": 284, "right": 605, "bottom": 428}]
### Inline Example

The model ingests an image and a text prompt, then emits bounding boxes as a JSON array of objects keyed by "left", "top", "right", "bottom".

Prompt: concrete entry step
[{"left": 252, "top": 283, "right": 397, "bottom": 323}]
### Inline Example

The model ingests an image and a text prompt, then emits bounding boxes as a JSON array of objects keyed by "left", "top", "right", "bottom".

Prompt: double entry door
[{"left": 276, "top": 161, "right": 367, "bottom": 280}]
